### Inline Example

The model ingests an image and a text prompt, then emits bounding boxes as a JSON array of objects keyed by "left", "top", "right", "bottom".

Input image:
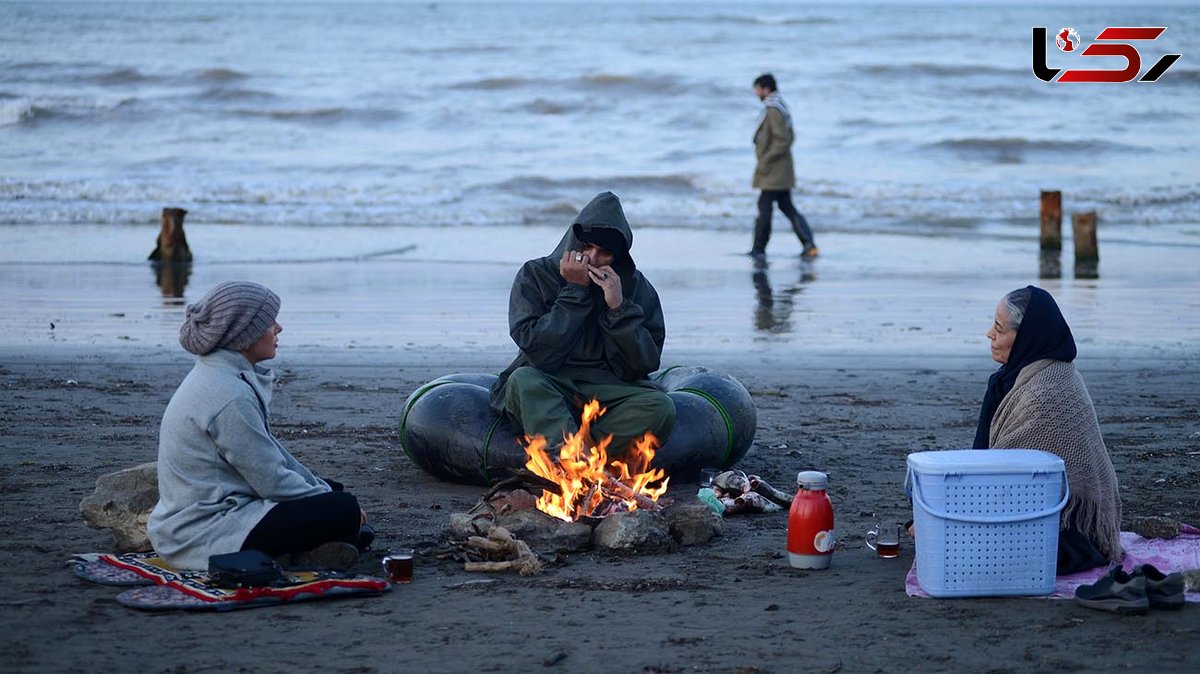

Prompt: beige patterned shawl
[{"left": 990, "top": 358, "right": 1123, "bottom": 561}]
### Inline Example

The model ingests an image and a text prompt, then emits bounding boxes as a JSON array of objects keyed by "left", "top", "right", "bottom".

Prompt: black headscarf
[{"left": 973, "top": 286, "right": 1077, "bottom": 448}]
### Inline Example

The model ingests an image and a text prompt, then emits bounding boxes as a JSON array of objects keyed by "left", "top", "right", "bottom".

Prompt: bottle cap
[{"left": 796, "top": 470, "right": 828, "bottom": 490}]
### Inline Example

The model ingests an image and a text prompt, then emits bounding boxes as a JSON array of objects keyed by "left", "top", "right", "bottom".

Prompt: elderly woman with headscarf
[
  {"left": 148, "top": 281, "right": 369, "bottom": 571},
  {"left": 978, "top": 285, "right": 1122, "bottom": 574}
]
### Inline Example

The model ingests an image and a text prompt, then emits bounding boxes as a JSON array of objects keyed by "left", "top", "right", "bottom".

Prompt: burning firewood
[
  {"left": 507, "top": 468, "right": 565, "bottom": 497},
  {"left": 602, "top": 476, "right": 666, "bottom": 512},
  {"left": 476, "top": 470, "right": 562, "bottom": 503},
  {"left": 522, "top": 399, "right": 670, "bottom": 522}
]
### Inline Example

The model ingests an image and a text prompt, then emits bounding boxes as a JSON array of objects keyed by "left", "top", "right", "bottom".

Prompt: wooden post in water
[
  {"left": 148, "top": 207, "right": 192, "bottom": 262},
  {"left": 1072, "top": 211, "right": 1099, "bottom": 262},
  {"left": 1039, "top": 190, "right": 1062, "bottom": 250}
]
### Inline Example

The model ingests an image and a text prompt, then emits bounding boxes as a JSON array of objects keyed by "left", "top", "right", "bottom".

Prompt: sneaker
[
  {"left": 288, "top": 541, "right": 359, "bottom": 571},
  {"left": 801, "top": 246, "right": 820, "bottom": 259},
  {"left": 1074, "top": 567, "right": 1149, "bottom": 615},
  {"left": 1133, "top": 564, "right": 1185, "bottom": 610}
]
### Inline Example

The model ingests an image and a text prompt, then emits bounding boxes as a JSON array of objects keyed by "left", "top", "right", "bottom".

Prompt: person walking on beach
[
  {"left": 149, "top": 281, "right": 371, "bottom": 571},
  {"left": 490, "top": 191, "right": 675, "bottom": 455},
  {"left": 749, "top": 73, "right": 819, "bottom": 258}
]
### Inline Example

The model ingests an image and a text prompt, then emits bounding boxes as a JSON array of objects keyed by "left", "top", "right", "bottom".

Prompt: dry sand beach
[{"left": 1, "top": 224, "right": 1199, "bottom": 673}]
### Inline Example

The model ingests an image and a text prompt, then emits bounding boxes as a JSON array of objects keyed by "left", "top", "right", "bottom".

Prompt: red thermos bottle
[{"left": 787, "top": 471, "right": 835, "bottom": 569}]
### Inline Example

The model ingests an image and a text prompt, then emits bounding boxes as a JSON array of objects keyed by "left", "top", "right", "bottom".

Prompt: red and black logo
[{"left": 1033, "top": 26, "right": 1181, "bottom": 83}]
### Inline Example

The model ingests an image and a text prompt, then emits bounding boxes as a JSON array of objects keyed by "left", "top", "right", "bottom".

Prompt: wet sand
[
  {"left": 1, "top": 225, "right": 1198, "bottom": 671},
  {"left": 1, "top": 222, "right": 1197, "bottom": 358}
]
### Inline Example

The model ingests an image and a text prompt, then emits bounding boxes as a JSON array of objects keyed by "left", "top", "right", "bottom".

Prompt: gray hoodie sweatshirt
[{"left": 148, "top": 349, "right": 330, "bottom": 569}]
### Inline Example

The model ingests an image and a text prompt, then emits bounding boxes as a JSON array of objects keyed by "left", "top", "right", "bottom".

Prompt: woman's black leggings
[
  {"left": 1057, "top": 526, "right": 1107, "bottom": 574},
  {"left": 241, "top": 491, "right": 361, "bottom": 556}
]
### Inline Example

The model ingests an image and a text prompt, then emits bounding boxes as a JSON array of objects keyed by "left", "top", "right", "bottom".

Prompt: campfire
[{"left": 522, "top": 399, "right": 669, "bottom": 522}]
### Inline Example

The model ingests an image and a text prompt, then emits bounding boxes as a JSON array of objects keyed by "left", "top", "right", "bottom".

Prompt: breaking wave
[
  {"left": 0, "top": 175, "right": 1195, "bottom": 231},
  {"left": 0, "top": 95, "right": 34, "bottom": 126},
  {"left": 0, "top": 96, "right": 138, "bottom": 124}
]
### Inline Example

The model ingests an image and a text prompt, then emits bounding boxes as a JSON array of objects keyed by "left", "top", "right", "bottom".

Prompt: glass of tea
[
  {"left": 382, "top": 549, "right": 414, "bottom": 583},
  {"left": 865, "top": 521, "right": 902, "bottom": 558}
]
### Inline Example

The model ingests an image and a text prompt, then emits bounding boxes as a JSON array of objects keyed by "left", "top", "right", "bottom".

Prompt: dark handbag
[{"left": 208, "top": 549, "right": 284, "bottom": 588}]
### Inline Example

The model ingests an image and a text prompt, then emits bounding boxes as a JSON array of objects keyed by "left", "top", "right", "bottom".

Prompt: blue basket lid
[{"left": 906, "top": 449, "right": 1064, "bottom": 474}]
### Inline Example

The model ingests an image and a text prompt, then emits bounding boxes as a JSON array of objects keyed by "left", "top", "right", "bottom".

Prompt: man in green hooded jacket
[{"left": 490, "top": 191, "right": 675, "bottom": 455}]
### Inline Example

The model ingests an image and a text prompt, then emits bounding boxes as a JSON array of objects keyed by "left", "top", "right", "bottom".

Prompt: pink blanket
[{"left": 906, "top": 531, "right": 1200, "bottom": 600}]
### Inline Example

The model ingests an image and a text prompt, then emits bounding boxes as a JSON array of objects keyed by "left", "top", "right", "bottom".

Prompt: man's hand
[
  {"left": 559, "top": 250, "right": 592, "bottom": 285},
  {"left": 588, "top": 264, "right": 623, "bottom": 309}
]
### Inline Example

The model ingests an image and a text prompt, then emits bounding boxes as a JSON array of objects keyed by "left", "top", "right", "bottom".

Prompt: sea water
[
  {"left": 1, "top": 1, "right": 1197, "bottom": 242},
  {"left": 1, "top": 2, "right": 1197, "bottom": 355}
]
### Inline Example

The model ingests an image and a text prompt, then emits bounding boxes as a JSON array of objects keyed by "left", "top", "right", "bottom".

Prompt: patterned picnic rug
[
  {"left": 72, "top": 552, "right": 390, "bottom": 611},
  {"left": 906, "top": 531, "right": 1200, "bottom": 601}
]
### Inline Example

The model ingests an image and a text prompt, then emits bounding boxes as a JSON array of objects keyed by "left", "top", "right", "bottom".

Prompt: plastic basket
[{"left": 905, "top": 449, "right": 1068, "bottom": 598}]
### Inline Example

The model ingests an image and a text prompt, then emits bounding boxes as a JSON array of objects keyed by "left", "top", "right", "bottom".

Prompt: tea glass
[
  {"left": 865, "top": 521, "right": 902, "bottom": 558},
  {"left": 382, "top": 549, "right": 414, "bottom": 583}
]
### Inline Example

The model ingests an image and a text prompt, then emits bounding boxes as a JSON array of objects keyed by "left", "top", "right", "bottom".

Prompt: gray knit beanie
[{"left": 179, "top": 281, "right": 281, "bottom": 356}]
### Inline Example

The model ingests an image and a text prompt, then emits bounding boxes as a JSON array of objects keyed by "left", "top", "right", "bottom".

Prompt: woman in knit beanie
[
  {"left": 148, "top": 281, "right": 371, "bottom": 571},
  {"left": 178, "top": 280, "right": 282, "bottom": 357}
]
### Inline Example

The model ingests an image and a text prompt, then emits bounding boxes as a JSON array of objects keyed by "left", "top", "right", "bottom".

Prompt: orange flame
[{"left": 523, "top": 399, "right": 669, "bottom": 522}]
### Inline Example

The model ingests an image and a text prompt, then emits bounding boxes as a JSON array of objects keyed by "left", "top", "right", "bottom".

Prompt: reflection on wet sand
[
  {"left": 751, "top": 256, "right": 815, "bottom": 334},
  {"left": 1039, "top": 250, "right": 1099, "bottom": 280},
  {"left": 1039, "top": 250, "right": 1061, "bottom": 280},
  {"left": 151, "top": 261, "right": 191, "bottom": 303},
  {"left": 1075, "top": 259, "right": 1099, "bottom": 280}
]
